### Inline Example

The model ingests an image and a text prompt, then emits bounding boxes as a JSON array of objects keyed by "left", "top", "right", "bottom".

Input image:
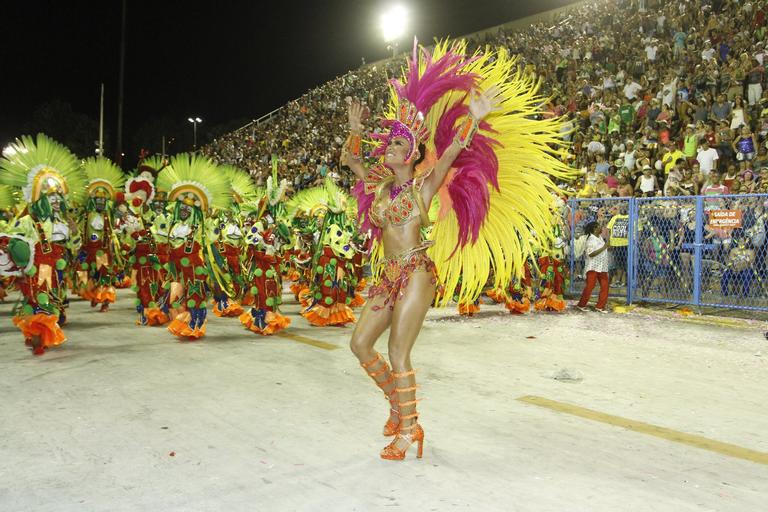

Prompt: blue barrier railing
[{"left": 567, "top": 194, "right": 768, "bottom": 311}]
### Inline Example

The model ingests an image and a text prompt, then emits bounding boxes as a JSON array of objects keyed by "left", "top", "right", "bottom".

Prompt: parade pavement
[{"left": 1, "top": 289, "right": 767, "bottom": 512}]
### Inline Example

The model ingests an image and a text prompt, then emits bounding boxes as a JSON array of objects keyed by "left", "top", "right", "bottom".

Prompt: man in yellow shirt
[
  {"left": 606, "top": 205, "right": 629, "bottom": 287},
  {"left": 662, "top": 143, "right": 686, "bottom": 175}
]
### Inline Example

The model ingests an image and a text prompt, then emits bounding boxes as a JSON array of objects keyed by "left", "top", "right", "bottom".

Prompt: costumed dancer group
[
  {"left": 0, "top": 39, "right": 571, "bottom": 461},
  {"left": 0, "top": 142, "right": 369, "bottom": 353}
]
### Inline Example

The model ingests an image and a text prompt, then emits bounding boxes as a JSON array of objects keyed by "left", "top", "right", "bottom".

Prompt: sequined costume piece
[{"left": 368, "top": 243, "right": 437, "bottom": 311}]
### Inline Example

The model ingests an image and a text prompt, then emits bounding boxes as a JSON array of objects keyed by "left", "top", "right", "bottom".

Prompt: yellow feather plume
[{"left": 423, "top": 42, "right": 575, "bottom": 305}]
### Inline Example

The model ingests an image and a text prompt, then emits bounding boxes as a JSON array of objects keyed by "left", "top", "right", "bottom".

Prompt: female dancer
[{"left": 346, "top": 41, "right": 571, "bottom": 460}]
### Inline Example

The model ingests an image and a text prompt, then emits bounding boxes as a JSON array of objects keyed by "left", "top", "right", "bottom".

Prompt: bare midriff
[{"left": 381, "top": 218, "right": 425, "bottom": 258}]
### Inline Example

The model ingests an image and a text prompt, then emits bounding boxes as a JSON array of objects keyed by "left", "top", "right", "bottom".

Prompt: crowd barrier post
[
  {"left": 569, "top": 198, "right": 577, "bottom": 296},
  {"left": 627, "top": 197, "right": 637, "bottom": 304},
  {"left": 692, "top": 195, "right": 705, "bottom": 307}
]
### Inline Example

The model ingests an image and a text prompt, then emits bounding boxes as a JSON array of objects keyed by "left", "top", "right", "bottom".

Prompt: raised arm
[
  {"left": 422, "top": 86, "right": 502, "bottom": 199},
  {"left": 342, "top": 99, "right": 369, "bottom": 182}
]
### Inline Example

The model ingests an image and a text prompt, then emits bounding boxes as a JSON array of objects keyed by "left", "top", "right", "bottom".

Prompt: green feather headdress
[
  {"left": 0, "top": 133, "right": 86, "bottom": 205},
  {"left": 83, "top": 157, "right": 126, "bottom": 201},
  {"left": 220, "top": 165, "right": 259, "bottom": 206},
  {"left": 157, "top": 153, "right": 230, "bottom": 213},
  {"left": 139, "top": 155, "right": 167, "bottom": 174},
  {"left": 0, "top": 185, "right": 18, "bottom": 211}
]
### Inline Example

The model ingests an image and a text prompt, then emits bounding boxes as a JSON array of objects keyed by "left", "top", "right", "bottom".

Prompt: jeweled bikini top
[{"left": 364, "top": 165, "right": 431, "bottom": 229}]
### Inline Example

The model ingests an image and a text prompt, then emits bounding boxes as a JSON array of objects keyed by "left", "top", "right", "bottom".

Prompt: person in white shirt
[
  {"left": 586, "top": 137, "right": 606, "bottom": 155},
  {"left": 624, "top": 80, "right": 643, "bottom": 101},
  {"left": 645, "top": 43, "right": 658, "bottom": 62},
  {"left": 576, "top": 221, "right": 610, "bottom": 312},
  {"left": 623, "top": 140, "right": 637, "bottom": 171},
  {"left": 615, "top": 69, "right": 626, "bottom": 86},
  {"left": 701, "top": 41, "right": 716, "bottom": 62},
  {"left": 661, "top": 74, "right": 678, "bottom": 108},
  {"left": 755, "top": 42, "right": 767, "bottom": 65},
  {"left": 696, "top": 139, "right": 720, "bottom": 176}
]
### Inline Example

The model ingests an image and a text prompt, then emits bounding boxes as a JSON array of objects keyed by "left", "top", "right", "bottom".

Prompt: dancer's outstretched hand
[
  {"left": 469, "top": 85, "right": 502, "bottom": 120},
  {"left": 347, "top": 99, "right": 365, "bottom": 133}
]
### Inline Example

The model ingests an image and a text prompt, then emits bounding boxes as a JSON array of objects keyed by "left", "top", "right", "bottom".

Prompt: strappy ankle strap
[
  {"left": 367, "top": 366, "right": 389, "bottom": 378},
  {"left": 391, "top": 369, "right": 417, "bottom": 378},
  {"left": 361, "top": 352, "right": 384, "bottom": 369},
  {"left": 397, "top": 399, "right": 420, "bottom": 408}
]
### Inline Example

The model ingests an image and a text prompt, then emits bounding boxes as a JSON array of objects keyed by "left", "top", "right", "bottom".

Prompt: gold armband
[{"left": 454, "top": 116, "right": 479, "bottom": 149}]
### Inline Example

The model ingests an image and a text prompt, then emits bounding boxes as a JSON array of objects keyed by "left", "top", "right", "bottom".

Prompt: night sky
[{"left": 0, "top": 0, "right": 576, "bottom": 165}]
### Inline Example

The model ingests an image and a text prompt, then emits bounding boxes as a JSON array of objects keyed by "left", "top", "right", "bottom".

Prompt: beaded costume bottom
[{"left": 368, "top": 243, "right": 437, "bottom": 311}]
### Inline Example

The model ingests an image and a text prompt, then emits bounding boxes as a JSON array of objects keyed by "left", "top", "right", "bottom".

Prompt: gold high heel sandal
[
  {"left": 380, "top": 370, "right": 424, "bottom": 461},
  {"left": 360, "top": 352, "right": 400, "bottom": 436}
]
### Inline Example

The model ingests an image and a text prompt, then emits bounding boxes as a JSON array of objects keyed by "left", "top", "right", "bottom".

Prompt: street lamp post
[
  {"left": 386, "top": 41, "right": 399, "bottom": 59},
  {"left": 188, "top": 117, "right": 202, "bottom": 149},
  {"left": 380, "top": 5, "right": 407, "bottom": 58}
]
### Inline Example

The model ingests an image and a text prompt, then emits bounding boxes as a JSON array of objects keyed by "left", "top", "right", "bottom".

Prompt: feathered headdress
[
  {"left": 220, "top": 165, "right": 259, "bottom": 206},
  {"left": 0, "top": 185, "right": 18, "bottom": 211},
  {"left": 354, "top": 40, "right": 477, "bottom": 241},
  {"left": 83, "top": 157, "right": 126, "bottom": 201},
  {"left": 0, "top": 133, "right": 86, "bottom": 205},
  {"left": 286, "top": 178, "right": 356, "bottom": 219},
  {"left": 156, "top": 153, "right": 230, "bottom": 213},
  {"left": 369, "top": 39, "right": 477, "bottom": 161}
]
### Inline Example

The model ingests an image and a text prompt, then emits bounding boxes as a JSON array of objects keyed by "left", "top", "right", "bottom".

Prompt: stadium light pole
[
  {"left": 380, "top": 5, "right": 407, "bottom": 58},
  {"left": 188, "top": 117, "right": 202, "bottom": 149}
]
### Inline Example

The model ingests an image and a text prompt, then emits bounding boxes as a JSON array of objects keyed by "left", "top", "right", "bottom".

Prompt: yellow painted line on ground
[
  {"left": 624, "top": 306, "right": 758, "bottom": 329},
  {"left": 675, "top": 315, "right": 751, "bottom": 329},
  {"left": 275, "top": 332, "right": 340, "bottom": 350},
  {"left": 517, "top": 395, "right": 768, "bottom": 466}
]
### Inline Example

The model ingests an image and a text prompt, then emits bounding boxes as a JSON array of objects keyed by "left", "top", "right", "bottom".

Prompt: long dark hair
[{"left": 413, "top": 142, "right": 427, "bottom": 167}]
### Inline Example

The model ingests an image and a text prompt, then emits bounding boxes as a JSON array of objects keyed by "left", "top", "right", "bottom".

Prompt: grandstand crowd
[{"left": 203, "top": 0, "right": 768, "bottom": 200}]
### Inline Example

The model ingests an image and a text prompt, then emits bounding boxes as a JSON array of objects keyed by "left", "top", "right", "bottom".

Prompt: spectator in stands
[
  {"left": 636, "top": 164, "right": 660, "bottom": 197},
  {"left": 664, "top": 158, "right": 686, "bottom": 196},
  {"left": 721, "top": 229, "right": 756, "bottom": 296},
  {"left": 747, "top": 57, "right": 765, "bottom": 106},
  {"left": 702, "top": 171, "right": 731, "bottom": 197},
  {"left": 683, "top": 125, "right": 699, "bottom": 164},
  {"left": 697, "top": 138, "right": 720, "bottom": 177},
  {"left": 712, "top": 94, "right": 732, "bottom": 121},
  {"left": 606, "top": 165, "right": 620, "bottom": 191},
  {"left": 742, "top": 169, "right": 758, "bottom": 193},
  {"left": 595, "top": 154, "right": 610, "bottom": 175},
  {"left": 723, "top": 163, "right": 740, "bottom": 190},
  {"left": 731, "top": 96, "right": 748, "bottom": 129},
  {"left": 617, "top": 173, "right": 634, "bottom": 197},
  {"left": 733, "top": 126, "right": 758, "bottom": 166},
  {"left": 679, "top": 166, "right": 700, "bottom": 196}
]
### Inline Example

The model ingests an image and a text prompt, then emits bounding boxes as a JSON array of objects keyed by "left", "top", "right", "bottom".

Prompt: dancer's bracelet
[
  {"left": 348, "top": 132, "right": 362, "bottom": 160},
  {"left": 454, "top": 116, "right": 479, "bottom": 149}
]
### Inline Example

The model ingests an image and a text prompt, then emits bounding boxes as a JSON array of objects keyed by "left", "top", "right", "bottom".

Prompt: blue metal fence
[{"left": 567, "top": 194, "right": 768, "bottom": 311}]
